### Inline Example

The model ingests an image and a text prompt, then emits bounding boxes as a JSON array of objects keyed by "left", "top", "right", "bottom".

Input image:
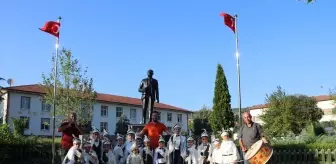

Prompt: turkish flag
[
  {"left": 39, "top": 21, "right": 60, "bottom": 38},
  {"left": 220, "top": 13, "right": 235, "bottom": 33}
]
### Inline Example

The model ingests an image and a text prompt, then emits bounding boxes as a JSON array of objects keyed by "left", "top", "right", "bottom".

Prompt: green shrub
[
  {"left": 271, "top": 135, "right": 336, "bottom": 150},
  {"left": 11, "top": 117, "right": 27, "bottom": 136}
]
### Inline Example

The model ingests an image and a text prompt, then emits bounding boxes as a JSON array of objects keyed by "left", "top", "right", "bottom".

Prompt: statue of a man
[{"left": 138, "top": 69, "right": 159, "bottom": 124}]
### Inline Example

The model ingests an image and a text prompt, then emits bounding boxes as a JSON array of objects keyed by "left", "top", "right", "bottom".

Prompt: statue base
[{"left": 129, "top": 124, "right": 146, "bottom": 133}]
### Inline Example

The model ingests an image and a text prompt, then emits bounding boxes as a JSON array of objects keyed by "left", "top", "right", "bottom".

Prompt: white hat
[
  {"left": 127, "top": 126, "right": 135, "bottom": 135},
  {"left": 92, "top": 128, "right": 100, "bottom": 134},
  {"left": 144, "top": 135, "right": 150, "bottom": 142},
  {"left": 221, "top": 131, "right": 229, "bottom": 137},
  {"left": 116, "top": 133, "right": 123, "bottom": 140},
  {"left": 135, "top": 133, "right": 142, "bottom": 139},
  {"left": 173, "top": 123, "right": 181, "bottom": 129},
  {"left": 201, "top": 129, "right": 208, "bottom": 138},
  {"left": 213, "top": 138, "right": 220, "bottom": 145},
  {"left": 131, "top": 143, "right": 138, "bottom": 151},
  {"left": 159, "top": 135, "right": 165, "bottom": 143},
  {"left": 103, "top": 129, "right": 109, "bottom": 136},
  {"left": 187, "top": 136, "right": 194, "bottom": 141},
  {"left": 73, "top": 138, "right": 81, "bottom": 143}
]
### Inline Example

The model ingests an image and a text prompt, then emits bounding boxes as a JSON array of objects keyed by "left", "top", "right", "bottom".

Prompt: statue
[{"left": 138, "top": 69, "right": 159, "bottom": 124}]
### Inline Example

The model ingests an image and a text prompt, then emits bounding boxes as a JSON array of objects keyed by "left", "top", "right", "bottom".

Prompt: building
[
  {"left": 0, "top": 84, "right": 192, "bottom": 136},
  {"left": 248, "top": 95, "right": 336, "bottom": 125}
]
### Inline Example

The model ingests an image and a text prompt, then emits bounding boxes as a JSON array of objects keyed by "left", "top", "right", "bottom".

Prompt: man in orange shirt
[{"left": 140, "top": 111, "right": 171, "bottom": 149}]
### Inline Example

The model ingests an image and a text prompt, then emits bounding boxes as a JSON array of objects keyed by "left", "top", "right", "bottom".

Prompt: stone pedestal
[{"left": 129, "top": 124, "right": 146, "bottom": 132}]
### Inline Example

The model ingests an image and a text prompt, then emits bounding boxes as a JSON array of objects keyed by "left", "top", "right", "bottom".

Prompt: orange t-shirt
[{"left": 143, "top": 122, "right": 168, "bottom": 149}]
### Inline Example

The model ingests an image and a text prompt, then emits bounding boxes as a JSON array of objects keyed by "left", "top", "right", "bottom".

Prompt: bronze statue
[{"left": 138, "top": 69, "right": 159, "bottom": 124}]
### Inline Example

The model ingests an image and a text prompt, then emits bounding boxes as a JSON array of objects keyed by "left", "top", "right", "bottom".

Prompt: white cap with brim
[
  {"left": 213, "top": 139, "right": 220, "bottom": 145},
  {"left": 201, "top": 129, "right": 208, "bottom": 138},
  {"left": 159, "top": 135, "right": 165, "bottom": 143},
  {"left": 116, "top": 133, "right": 123, "bottom": 140},
  {"left": 131, "top": 143, "right": 138, "bottom": 151},
  {"left": 92, "top": 128, "right": 100, "bottom": 134},
  {"left": 187, "top": 136, "right": 194, "bottom": 141},
  {"left": 173, "top": 123, "right": 181, "bottom": 129},
  {"left": 73, "top": 138, "right": 81, "bottom": 144},
  {"left": 221, "top": 131, "right": 229, "bottom": 137}
]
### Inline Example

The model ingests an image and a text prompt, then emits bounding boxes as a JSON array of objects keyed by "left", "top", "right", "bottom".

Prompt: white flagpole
[
  {"left": 234, "top": 14, "right": 242, "bottom": 126},
  {"left": 52, "top": 16, "right": 61, "bottom": 164}
]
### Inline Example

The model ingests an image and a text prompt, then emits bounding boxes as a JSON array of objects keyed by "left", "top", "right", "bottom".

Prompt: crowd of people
[{"left": 58, "top": 111, "right": 266, "bottom": 164}]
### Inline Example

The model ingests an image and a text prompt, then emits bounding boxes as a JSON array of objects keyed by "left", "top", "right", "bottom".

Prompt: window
[
  {"left": 41, "top": 118, "right": 50, "bottom": 131},
  {"left": 20, "top": 116, "right": 29, "bottom": 129},
  {"left": 157, "top": 112, "right": 161, "bottom": 121},
  {"left": 100, "top": 122, "right": 108, "bottom": 132},
  {"left": 20, "top": 96, "right": 31, "bottom": 109},
  {"left": 167, "top": 113, "right": 172, "bottom": 122},
  {"left": 130, "top": 108, "right": 136, "bottom": 120},
  {"left": 101, "top": 105, "right": 108, "bottom": 117},
  {"left": 177, "top": 114, "right": 182, "bottom": 123},
  {"left": 116, "top": 107, "right": 123, "bottom": 118},
  {"left": 42, "top": 101, "right": 51, "bottom": 112}
]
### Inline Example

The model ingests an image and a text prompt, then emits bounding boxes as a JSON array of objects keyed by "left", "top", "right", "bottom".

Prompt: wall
[{"left": 3, "top": 91, "right": 189, "bottom": 136}]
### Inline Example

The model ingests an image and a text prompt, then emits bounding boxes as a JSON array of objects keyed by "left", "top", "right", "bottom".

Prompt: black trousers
[
  {"left": 169, "top": 150, "right": 183, "bottom": 164},
  {"left": 142, "top": 97, "right": 154, "bottom": 123}
]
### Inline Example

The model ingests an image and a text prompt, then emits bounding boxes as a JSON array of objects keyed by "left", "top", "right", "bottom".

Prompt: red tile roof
[
  {"left": 5, "top": 84, "right": 191, "bottom": 113},
  {"left": 248, "top": 95, "right": 333, "bottom": 110}
]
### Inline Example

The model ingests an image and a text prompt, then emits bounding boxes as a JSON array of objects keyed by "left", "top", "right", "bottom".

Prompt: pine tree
[{"left": 209, "top": 64, "right": 235, "bottom": 135}]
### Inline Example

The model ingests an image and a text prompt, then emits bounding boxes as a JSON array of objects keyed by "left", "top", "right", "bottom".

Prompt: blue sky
[{"left": 1, "top": 0, "right": 335, "bottom": 111}]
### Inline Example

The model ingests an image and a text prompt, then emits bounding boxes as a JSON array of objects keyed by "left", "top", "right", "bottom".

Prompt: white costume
[
  {"left": 220, "top": 131, "right": 238, "bottom": 164},
  {"left": 154, "top": 136, "right": 168, "bottom": 164},
  {"left": 198, "top": 129, "right": 212, "bottom": 164},
  {"left": 62, "top": 138, "right": 83, "bottom": 164},
  {"left": 211, "top": 139, "right": 222, "bottom": 164},
  {"left": 126, "top": 127, "right": 136, "bottom": 156},
  {"left": 142, "top": 135, "right": 154, "bottom": 164},
  {"left": 114, "top": 134, "right": 127, "bottom": 164},
  {"left": 102, "top": 129, "right": 116, "bottom": 164},
  {"left": 136, "top": 133, "right": 144, "bottom": 157},
  {"left": 127, "top": 143, "right": 144, "bottom": 164},
  {"left": 185, "top": 135, "right": 198, "bottom": 164},
  {"left": 167, "top": 124, "right": 187, "bottom": 164}
]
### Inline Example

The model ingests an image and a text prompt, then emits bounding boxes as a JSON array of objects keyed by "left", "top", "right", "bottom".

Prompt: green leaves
[
  {"left": 40, "top": 48, "right": 96, "bottom": 126},
  {"left": 261, "top": 86, "right": 324, "bottom": 138},
  {"left": 209, "top": 64, "right": 234, "bottom": 135},
  {"left": 115, "top": 115, "right": 130, "bottom": 135}
]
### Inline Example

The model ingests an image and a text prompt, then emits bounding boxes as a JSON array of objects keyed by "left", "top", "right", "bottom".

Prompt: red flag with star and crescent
[
  {"left": 220, "top": 13, "right": 236, "bottom": 33},
  {"left": 39, "top": 21, "right": 60, "bottom": 38}
]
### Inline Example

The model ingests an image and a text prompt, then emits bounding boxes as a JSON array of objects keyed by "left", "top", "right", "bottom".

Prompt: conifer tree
[{"left": 209, "top": 64, "right": 235, "bottom": 134}]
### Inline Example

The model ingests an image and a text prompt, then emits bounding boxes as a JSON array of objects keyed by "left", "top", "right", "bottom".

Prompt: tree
[
  {"left": 191, "top": 105, "right": 212, "bottom": 136},
  {"left": 260, "top": 86, "right": 324, "bottom": 138},
  {"left": 115, "top": 115, "right": 130, "bottom": 135},
  {"left": 0, "top": 77, "right": 6, "bottom": 103},
  {"left": 209, "top": 64, "right": 235, "bottom": 135},
  {"left": 11, "top": 117, "right": 27, "bottom": 137},
  {"left": 41, "top": 48, "right": 97, "bottom": 125}
]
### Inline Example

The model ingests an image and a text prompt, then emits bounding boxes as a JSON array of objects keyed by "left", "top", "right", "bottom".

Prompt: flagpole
[
  {"left": 234, "top": 14, "right": 242, "bottom": 127},
  {"left": 52, "top": 16, "right": 61, "bottom": 164}
]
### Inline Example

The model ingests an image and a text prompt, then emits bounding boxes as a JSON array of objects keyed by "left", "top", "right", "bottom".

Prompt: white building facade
[
  {"left": 249, "top": 95, "right": 336, "bottom": 125},
  {"left": 1, "top": 84, "right": 191, "bottom": 136}
]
